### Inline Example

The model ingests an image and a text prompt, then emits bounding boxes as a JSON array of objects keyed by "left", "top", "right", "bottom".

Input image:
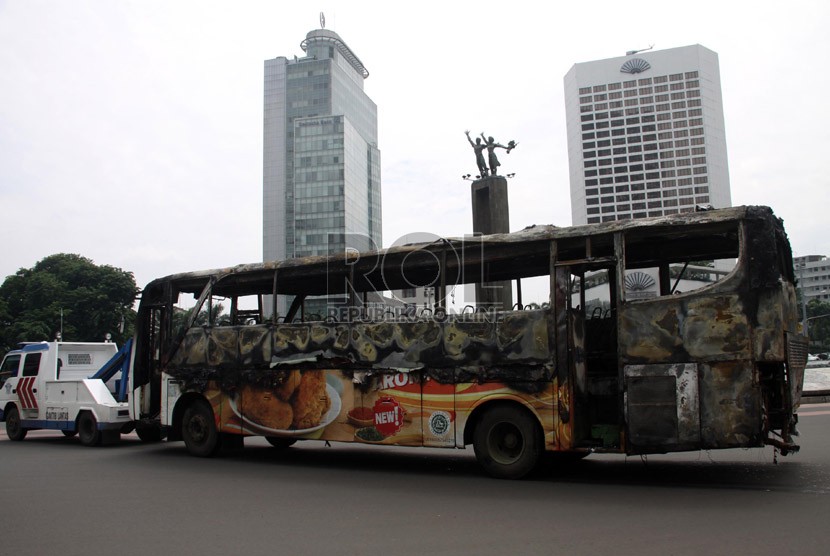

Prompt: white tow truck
[{"left": 0, "top": 339, "right": 136, "bottom": 445}]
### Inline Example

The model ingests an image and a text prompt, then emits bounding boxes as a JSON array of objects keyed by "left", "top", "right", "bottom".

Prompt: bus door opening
[{"left": 564, "top": 264, "right": 620, "bottom": 450}]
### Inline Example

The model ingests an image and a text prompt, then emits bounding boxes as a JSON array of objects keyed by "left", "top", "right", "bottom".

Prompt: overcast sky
[{"left": 1, "top": 0, "right": 828, "bottom": 295}]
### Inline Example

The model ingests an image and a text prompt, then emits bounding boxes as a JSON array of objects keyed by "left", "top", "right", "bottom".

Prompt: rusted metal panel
[
  {"left": 684, "top": 297, "right": 751, "bottom": 359},
  {"left": 698, "top": 361, "right": 762, "bottom": 448},
  {"left": 166, "top": 311, "right": 552, "bottom": 382},
  {"left": 208, "top": 327, "right": 238, "bottom": 367},
  {"left": 786, "top": 333, "right": 808, "bottom": 407},
  {"left": 624, "top": 363, "right": 699, "bottom": 451},
  {"left": 170, "top": 328, "right": 208, "bottom": 367},
  {"left": 142, "top": 206, "right": 762, "bottom": 301},
  {"left": 350, "top": 321, "right": 443, "bottom": 367},
  {"left": 553, "top": 266, "right": 572, "bottom": 438},
  {"left": 753, "top": 290, "right": 786, "bottom": 361},
  {"left": 239, "top": 325, "right": 271, "bottom": 366},
  {"left": 619, "top": 294, "right": 751, "bottom": 364}
]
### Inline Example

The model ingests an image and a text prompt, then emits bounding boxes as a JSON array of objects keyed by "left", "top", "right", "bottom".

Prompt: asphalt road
[{"left": 3, "top": 406, "right": 830, "bottom": 556}]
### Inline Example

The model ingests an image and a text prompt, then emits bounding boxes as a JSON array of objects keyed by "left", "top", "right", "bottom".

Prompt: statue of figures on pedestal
[
  {"left": 465, "top": 130, "right": 518, "bottom": 177},
  {"left": 481, "top": 133, "right": 518, "bottom": 177},
  {"left": 465, "top": 130, "right": 488, "bottom": 178}
]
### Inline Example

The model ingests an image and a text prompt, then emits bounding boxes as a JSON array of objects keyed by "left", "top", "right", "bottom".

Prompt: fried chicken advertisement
[{"left": 239, "top": 370, "right": 331, "bottom": 430}]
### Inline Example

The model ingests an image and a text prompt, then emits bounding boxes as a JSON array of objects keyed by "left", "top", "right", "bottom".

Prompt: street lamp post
[{"left": 798, "top": 262, "right": 809, "bottom": 336}]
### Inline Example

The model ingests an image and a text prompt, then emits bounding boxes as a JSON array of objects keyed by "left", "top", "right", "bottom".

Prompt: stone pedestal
[{"left": 471, "top": 176, "right": 513, "bottom": 311}]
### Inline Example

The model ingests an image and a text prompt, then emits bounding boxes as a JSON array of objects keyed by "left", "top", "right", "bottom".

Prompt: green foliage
[
  {"left": 171, "top": 302, "right": 228, "bottom": 336},
  {"left": 805, "top": 298, "right": 830, "bottom": 352},
  {"left": 0, "top": 254, "right": 138, "bottom": 352}
]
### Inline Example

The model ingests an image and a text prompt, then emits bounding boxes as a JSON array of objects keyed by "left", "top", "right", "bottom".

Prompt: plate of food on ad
[{"left": 230, "top": 370, "right": 341, "bottom": 436}]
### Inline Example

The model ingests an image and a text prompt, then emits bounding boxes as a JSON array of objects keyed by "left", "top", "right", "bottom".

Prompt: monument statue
[
  {"left": 465, "top": 130, "right": 518, "bottom": 177},
  {"left": 464, "top": 130, "right": 488, "bottom": 178},
  {"left": 482, "top": 133, "right": 518, "bottom": 177}
]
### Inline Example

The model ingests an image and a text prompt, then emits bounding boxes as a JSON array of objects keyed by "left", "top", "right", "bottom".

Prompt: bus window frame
[{"left": 618, "top": 221, "right": 744, "bottom": 304}]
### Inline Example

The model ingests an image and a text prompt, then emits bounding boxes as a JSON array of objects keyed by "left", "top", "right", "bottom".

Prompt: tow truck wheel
[
  {"left": 5, "top": 406, "right": 27, "bottom": 441},
  {"left": 78, "top": 412, "right": 102, "bottom": 447},
  {"left": 182, "top": 399, "right": 220, "bottom": 457},
  {"left": 473, "top": 405, "right": 542, "bottom": 480}
]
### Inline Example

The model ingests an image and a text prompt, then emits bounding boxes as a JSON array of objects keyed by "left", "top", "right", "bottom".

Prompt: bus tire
[
  {"left": 266, "top": 437, "right": 297, "bottom": 450},
  {"left": 78, "top": 412, "right": 102, "bottom": 447},
  {"left": 473, "top": 405, "right": 542, "bottom": 480},
  {"left": 182, "top": 400, "right": 220, "bottom": 457},
  {"left": 5, "top": 406, "right": 27, "bottom": 441}
]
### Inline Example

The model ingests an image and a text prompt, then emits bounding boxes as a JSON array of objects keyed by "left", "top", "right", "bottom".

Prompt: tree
[
  {"left": 171, "top": 302, "right": 228, "bottom": 336},
  {"left": 805, "top": 298, "right": 830, "bottom": 352},
  {"left": 0, "top": 254, "right": 138, "bottom": 352}
]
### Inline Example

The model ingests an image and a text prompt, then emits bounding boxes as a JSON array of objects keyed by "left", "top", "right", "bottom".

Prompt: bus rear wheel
[
  {"left": 5, "top": 406, "right": 27, "bottom": 441},
  {"left": 473, "top": 405, "right": 542, "bottom": 480},
  {"left": 182, "top": 400, "right": 220, "bottom": 457}
]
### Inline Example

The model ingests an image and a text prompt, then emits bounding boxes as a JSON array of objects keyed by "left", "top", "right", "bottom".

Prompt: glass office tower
[{"left": 263, "top": 28, "right": 381, "bottom": 315}]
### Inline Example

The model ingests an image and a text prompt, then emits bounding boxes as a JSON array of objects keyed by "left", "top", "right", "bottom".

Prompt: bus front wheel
[
  {"left": 182, "top": 400, "right": 220, "bottom": 457},
  {"left": 473, "top": 405, "right": 542, "bottom": 480}
]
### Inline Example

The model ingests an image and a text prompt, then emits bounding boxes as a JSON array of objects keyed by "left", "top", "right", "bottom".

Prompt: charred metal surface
[
  {"left": 141, "top": 206, "right": 777, "bottom": 302},
  {"left": 624, "top": 363, "right": 700, "bottom": 452},
  {"left": 553, "top": 266, "right": 571, "bottom": 428},
  {"left": 786, "top": 333, "right": 808, "bottom": 407},
  {"left": 745, "top": 206, "right": 788, "bottom": 290},
  {"left": 698, "top": 361, "right": 762, "bottom": 448},
  {"left": 619, "top": 294, "right": 751, "bottom": 364},
  {"left": 166, "top": 310, "right": 552, "bottom": 390},
  {"left": 753, "top": 290, "right": 786, "bottom": 361}
]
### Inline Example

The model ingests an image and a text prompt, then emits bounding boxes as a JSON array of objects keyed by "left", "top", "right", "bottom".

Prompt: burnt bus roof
[{"left": 139, "top": 206, "right": 788, "bottom": 300}]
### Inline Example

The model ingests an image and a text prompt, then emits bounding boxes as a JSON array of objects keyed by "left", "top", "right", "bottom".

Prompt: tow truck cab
[{"left": 0, "top": 341, "right": 133, "bottom": 445}]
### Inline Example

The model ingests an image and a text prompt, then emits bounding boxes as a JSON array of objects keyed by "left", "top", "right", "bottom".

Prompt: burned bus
[{"left": 130, "top": 205, "right": 805, "bottom": 479}]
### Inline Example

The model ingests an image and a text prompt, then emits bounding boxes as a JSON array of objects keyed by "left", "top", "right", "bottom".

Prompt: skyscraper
[
  {"left": 263, "top": 26, "right": 381, "bottom": 313},
  {"left": 564, "top": 44, "right": 731, "bottom": 225}
]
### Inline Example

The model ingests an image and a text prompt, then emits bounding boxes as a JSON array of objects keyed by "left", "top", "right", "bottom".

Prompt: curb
[{"left": 802, "top": 393, "right": 830, "bottom": 405}]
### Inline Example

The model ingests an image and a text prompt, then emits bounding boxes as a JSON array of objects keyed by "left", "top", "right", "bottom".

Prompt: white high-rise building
[
  {"left": 795, "top": 255, "right": 830, "bottom": 304},
  {"left": 564, "top": 44, "right": 731, "bottom": 225}
]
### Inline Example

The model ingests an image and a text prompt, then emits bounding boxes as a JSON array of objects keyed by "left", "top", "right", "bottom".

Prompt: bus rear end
[{"left": 616, "top": 206, "right": 804, "bottom": 456}]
